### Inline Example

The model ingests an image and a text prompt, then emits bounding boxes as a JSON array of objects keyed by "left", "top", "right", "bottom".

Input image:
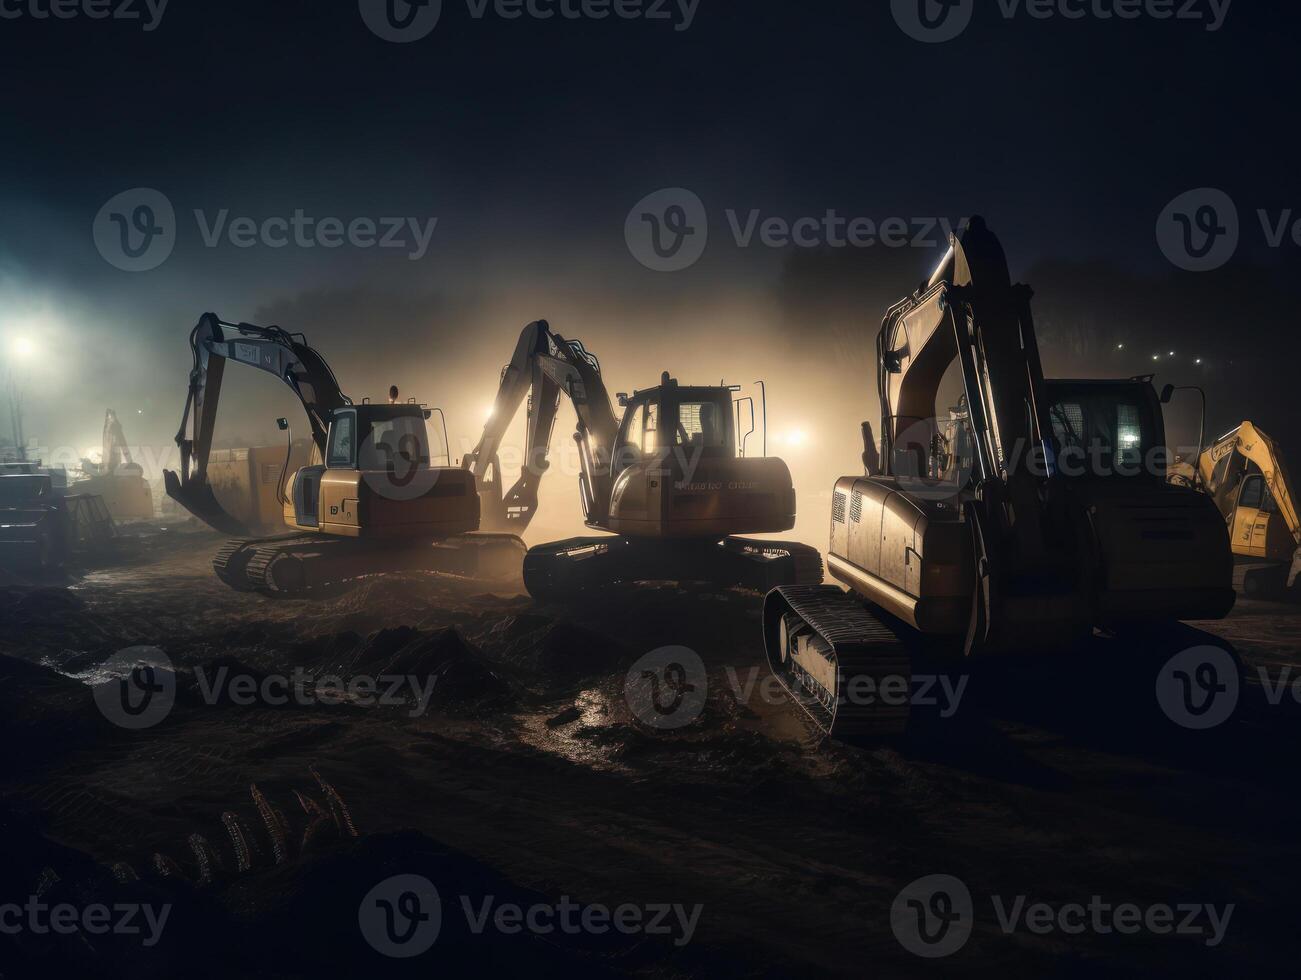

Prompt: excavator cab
[
  {"left": 606, "top": 375, "right": 796, "bottom": 539},
  {"left": 282, "top": 403, "right": 478, "bottom": 539}
]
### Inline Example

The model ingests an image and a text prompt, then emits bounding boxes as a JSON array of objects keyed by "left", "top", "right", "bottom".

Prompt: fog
[{"left": 2, "top": 221, "right": 1295, "bottom": 552}]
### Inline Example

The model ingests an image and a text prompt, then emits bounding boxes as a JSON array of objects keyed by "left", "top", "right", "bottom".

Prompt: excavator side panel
[{"left": 829, "top": 475, "right": 972, "bottom": 634}]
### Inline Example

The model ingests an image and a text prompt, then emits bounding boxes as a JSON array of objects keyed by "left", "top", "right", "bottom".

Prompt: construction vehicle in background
[
  {"left": 163, "top": 313, "right": 524, "bottom": 595},
  {"left": 1170, "top": 422, "right": 1301, "bottom": 597},
  {"left": 763, "top": 218, "right": 1236, "bottom": 739},
  {"left": 204, "top": 441, "right": 314, "bottom": 535},
  {"left": 1, "top": 461, "right": 116, "bottom": 572},
  {"left": 78, "top": 409, "right": 155, "bottom": 521},
  {"left": 464, "top": 320, "right": 822, "bottom": 599}
]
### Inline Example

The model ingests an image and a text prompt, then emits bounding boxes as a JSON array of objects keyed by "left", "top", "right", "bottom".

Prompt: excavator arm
[
  {"left": 163, "top": 312, "right": 351, "bottom": 536},
  {"left": 878, "top": 218, "right": 1066, "bottom": 651},
  {"left": 1199, "top": 422, "right": 1301, "bottom": 544},
  {"left": 465, "top": 320, "right": 620, "bottom": 533}
]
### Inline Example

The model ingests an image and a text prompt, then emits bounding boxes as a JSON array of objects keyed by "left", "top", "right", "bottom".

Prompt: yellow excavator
[
  {"left": 164, "top": 313, "right": 524, "bottom": 594},
  {"left": 1170, "top": 422, "right": 1301, "bottom": 597},
  {"left": 464, "top": 320, "right": 823, "bottom": 599},
  {"left": 763, "top": 218, "right": 1236, "bottom": 738}
]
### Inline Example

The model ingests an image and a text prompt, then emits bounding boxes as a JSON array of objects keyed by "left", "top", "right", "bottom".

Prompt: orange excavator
[
  {"left": 164, "top": 313, "right": 523, "bottom": 594},
  {"left": 464, "top": 320, "right": 823, "bottom": 599},
  {"left": 763, "top": 218, "right": 1236, "bottom": 738}
]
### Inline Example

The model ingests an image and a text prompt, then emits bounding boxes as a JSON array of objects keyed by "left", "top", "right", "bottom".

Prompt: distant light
[
  {"left": 137, "top": 409, "right": 143, "bottom": 414},
  {"left": 1152, "top": 355, "right": 1160, "bottom": 361},
  {"left": 9, "top": 336, "right": 36, "bottom": 361},
  {"left": 1196, "top": 358, "right": 1203, "bottom": 365},
  {"left": 1116, "top": 343, "right": 1124, "bottom": 349},
  {"left": 1169, "top": 351, "right": 1176, "bottom": 357}
]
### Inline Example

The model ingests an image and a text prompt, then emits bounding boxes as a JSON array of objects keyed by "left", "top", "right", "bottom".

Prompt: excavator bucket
[{"left": 164, "top": 469, "right": 255, "bottom": 537}]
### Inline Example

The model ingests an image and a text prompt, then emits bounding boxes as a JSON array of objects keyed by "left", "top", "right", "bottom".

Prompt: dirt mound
[{"left": 475, "top": 614, "right": 624, "bottom": 680}]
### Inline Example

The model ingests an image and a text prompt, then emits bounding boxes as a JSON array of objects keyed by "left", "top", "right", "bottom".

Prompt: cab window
[
  {"left": 327, "top": 412, "right": 356, "bottom": 468},
  {"left": 619, "top": 399, "right": 659, "bottom": 456},
  {"left": 1239, "top": 474, "right": 1265, "bottom": 510},
  {"left": 675, "top": 401, "right": 727, "bottom": 448},
  {"left": 361, "top": 414, "right": 430, "bottom": 471}
]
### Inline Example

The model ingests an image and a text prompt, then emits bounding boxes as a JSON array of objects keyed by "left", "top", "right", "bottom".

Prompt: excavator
[
  {"left": 763, "top": 218, "right": 1237, "bottom": 738},
  {"left": 463, "top": 320, "right": 823, "bottom": 598},
  {"left": 78, "top": 408, "right": 155, "bottom": 521},
  {"left": 164, "top": 313, "right": 524, "bottom": 594},
  {"left": 1170, "top": 421, "right": 1301, "bottom": 597}
]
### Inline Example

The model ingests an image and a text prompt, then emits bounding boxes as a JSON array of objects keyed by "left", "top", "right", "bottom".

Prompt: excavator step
[{"left": 763, "top": 585, "right": 911, "bottom": 740}]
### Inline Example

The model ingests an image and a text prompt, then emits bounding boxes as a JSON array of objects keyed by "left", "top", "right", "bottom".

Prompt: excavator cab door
[
  {"left": 292, "top": 408, "right": 356, "bottom": 528},
  {"left": 1231, "top": 473, "right": 1269, "bottom": 558}
]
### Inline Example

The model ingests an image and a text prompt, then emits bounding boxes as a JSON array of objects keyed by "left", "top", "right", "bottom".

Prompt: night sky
[{"left": 1, "top": 0, "right": 1297, "bottom": 540}]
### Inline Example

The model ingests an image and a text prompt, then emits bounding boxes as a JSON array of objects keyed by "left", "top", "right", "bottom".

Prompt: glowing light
[
  {"left": 484, "top": 404, "right": 496, "bottom": 421},
  {"left": 1152, "top": 355, "right": 1160, "bottom": 361},
  {"left": 1169, "top": 351, "right": 1176, "bottom": 357},
  {"left": 783, "top": 429, "right": 808, "bottom": 448},
  {"left": 1196, "top": 358, "right": 1203, "bottom": 364},
  {"left": 8, "top": 336, "right": 36, "bottom": 361}
]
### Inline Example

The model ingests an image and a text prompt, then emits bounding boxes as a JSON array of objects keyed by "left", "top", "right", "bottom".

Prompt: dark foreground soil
[{"left": 2, "top": 524, "right": 1299, "bottom": 978}]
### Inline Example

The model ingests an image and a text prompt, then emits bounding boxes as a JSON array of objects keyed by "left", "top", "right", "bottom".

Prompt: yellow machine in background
[
  {"left": 207, "top": 441, "right": 314, "bottom": 535},
  {"left": 1171, "top": 421, "right": 1301, "bottom": 597},
  {"left": 78, "top": 409, "right": 154, "bottom": 521}
]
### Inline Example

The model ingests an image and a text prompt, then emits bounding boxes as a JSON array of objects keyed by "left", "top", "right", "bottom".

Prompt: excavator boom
[
  {"left": 164, "top": 313, "right": 351, "bottom": 535},
  {"left": 466, "top": 320, "right": 619, "bottom": 532}
]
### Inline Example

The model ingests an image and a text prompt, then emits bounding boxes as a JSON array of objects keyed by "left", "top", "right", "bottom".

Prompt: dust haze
[{"left": 3, "top": 228, "right": 1296, "bottom": 550}]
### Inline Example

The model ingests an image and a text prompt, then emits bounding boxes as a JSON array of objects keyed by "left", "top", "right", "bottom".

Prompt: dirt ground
[{"left": 2, "top": 523, "right": 1299, "bottom": 978}]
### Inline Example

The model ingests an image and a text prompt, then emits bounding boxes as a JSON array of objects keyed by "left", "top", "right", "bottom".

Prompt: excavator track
[
  {"left": 523, "top": 535, "right": 824, "bottom": 601},
  {"left": 212, "top": 534, "right": 308, "bottom": 592},
  {"left": 762, "top": 585, "right": 911, "bottom": 740},
  {"left": 211, "top": 533, "right": 526, "bottom": 597}
]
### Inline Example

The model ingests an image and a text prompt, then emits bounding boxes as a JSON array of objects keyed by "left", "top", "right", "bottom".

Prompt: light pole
[{"left": 4, "top": 335, "right": 38, "bottom": 462}]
